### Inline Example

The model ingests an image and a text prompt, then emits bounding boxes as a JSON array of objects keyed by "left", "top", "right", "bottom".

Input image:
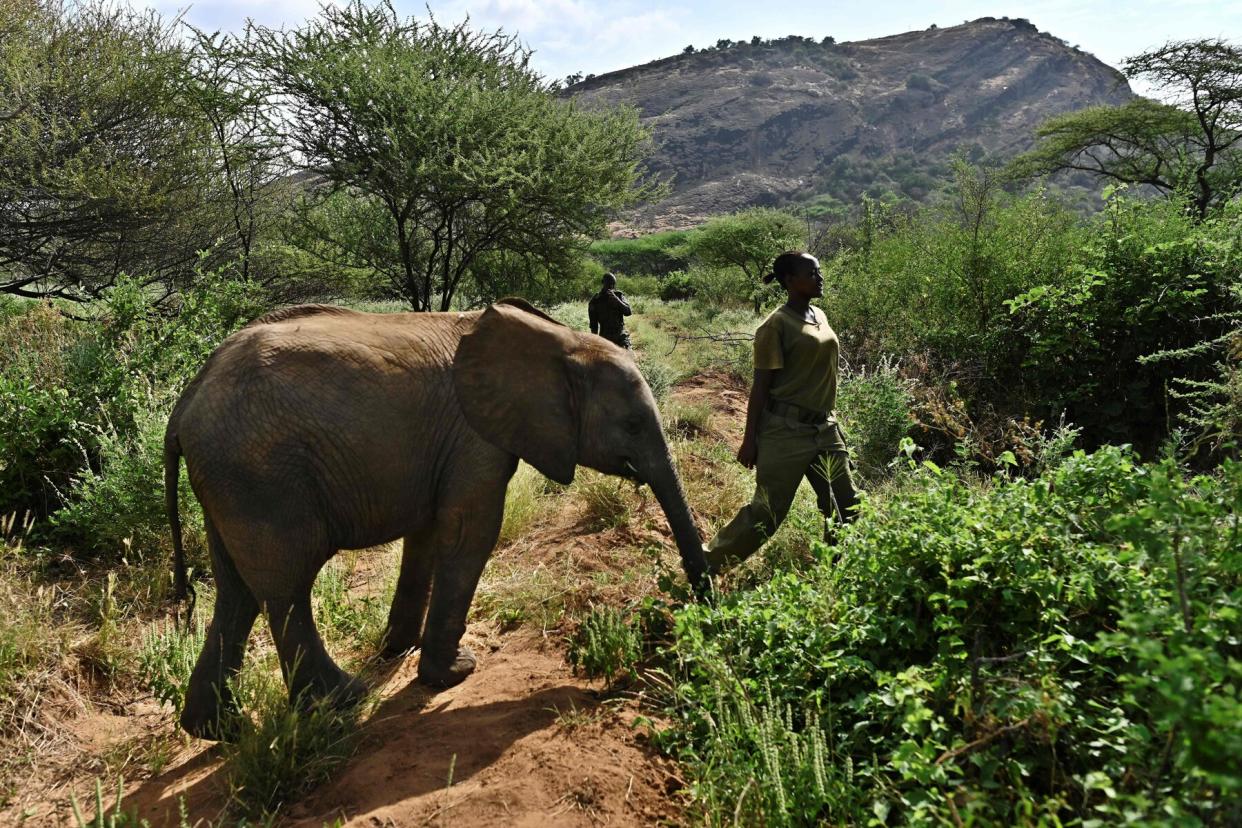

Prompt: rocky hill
[{"left": 567, "top": 17, "right": 1133, "bottom": 228}]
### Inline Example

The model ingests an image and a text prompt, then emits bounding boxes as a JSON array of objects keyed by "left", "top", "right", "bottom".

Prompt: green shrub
[
  {"left": 658, "top": 270, "right": 695, "bottom": 301},
  {"left": 616, "top": 274, "right": 660, "bottom": 297},
  {"left": 567, "top": 605, "right": 642, "bottom": 687},
  {"left": 836, "top": 356, "right": 915, "bottom": 479},
  {"left": 687, "top": 266, "right": 773, "bottom": 310},
  {"left": 663, "top": 448, "right": 1242, "bottom": 825},
  {"left": 589, "top": 230, "right": 690, "bottom": 278},
  {"left": 0, "top": 301, "right": 95, "bottom": 518},
  {"left": 49, "top": 390, "right": 177, "bottom": 560},
  {"left": 0, "top": 269, "right": 266, "bottom": 556},
  {"left": 906, "top": 72, "right": 934, "bottom": 91},
  {"left": 1009, "top": 194, "right": 1240, "bottom": 451},
  {"left": 221, "top": 667, "right": 362, "bottom": 821}
]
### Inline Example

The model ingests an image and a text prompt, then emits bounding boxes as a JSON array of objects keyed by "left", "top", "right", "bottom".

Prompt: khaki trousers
[{"left": 705, "top": 412, "right": 858, "bottom": 573}]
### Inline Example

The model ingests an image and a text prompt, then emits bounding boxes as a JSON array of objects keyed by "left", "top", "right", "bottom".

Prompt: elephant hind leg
[
  {"left": 181, "top": 518, "right": 259, "bottom": 741},
  {"left": 382, "top": 534, "right": 435, "bottom": 658},
  {"left": 266, "top": 593, "right": 368, "bottom": 710}
]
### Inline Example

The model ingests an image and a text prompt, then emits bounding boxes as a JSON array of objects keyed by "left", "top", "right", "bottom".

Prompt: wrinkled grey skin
[{"left": 164, "top": 300, "right": 708, "bottom": 740}]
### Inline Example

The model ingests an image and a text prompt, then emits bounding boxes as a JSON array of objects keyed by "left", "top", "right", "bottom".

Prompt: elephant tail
[{"left": 164, "top": 429, "right": 195, "bottom": 616}]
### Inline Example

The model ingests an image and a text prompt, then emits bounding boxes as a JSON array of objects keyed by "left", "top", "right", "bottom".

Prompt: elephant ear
[{"left": 453, "top": 303, "right": 583, "bottom": 485}]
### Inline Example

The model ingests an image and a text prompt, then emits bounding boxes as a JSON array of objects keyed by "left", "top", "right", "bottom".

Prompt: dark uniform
[{"left": 588, "top": 288, "right": 632, "bottom": 348}]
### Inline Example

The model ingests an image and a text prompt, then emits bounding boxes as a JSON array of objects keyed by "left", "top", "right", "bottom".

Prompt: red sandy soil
[
  {"left": 5, "top": 371, "right": 747, "bottom": 827},
  {"left": 121, "top": 631, "right": 686, "bottom": 827}
]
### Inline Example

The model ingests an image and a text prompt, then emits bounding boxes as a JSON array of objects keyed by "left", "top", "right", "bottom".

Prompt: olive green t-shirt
[{"left": 753, "top": 305, "right": 839, "bottom": 415}]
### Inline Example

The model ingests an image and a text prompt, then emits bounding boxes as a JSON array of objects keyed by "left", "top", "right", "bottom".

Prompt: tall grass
[
  {"left": 220, "top": 664, "right": 364, "bottom": 821},
  {"left": 138, "top": 616, "right": 208, "bottom": 720},
  {"left": 0, "top": 517, "right": 62, "bottom": 737}
]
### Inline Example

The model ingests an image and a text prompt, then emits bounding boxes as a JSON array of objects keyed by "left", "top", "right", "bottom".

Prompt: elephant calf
[{"left": 165, "top": 299, "right": 708, "bottom": 739}]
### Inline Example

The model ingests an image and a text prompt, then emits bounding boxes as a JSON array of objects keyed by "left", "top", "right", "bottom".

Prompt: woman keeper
[{"left": 704, "top": 250, "right": 859, "bottom": 573}]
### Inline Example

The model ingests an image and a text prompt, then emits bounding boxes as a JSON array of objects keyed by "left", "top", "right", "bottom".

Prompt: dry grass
[
  {"left": 672, "top": 437, "right": 753, "bottom": 530},
  {"left": 474, "top": 556, "right": 580, "bottom": 632},
  {"left": 0, "top": 522, "right": 402, "bottom": 823},
  {"left": 499, "top": 461, "right": 553, "bottom": 545},
  {"left": 662, "top": 400, "right": 714, "bottom": 439},
  {"left": 0, "top": 516, "right": 95, "bottom": 817},
  {"left": 573, "top": 471, "right": 640, "bottom": 531}
]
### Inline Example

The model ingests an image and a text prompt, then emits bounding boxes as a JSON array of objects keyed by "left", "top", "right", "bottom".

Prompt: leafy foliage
[
  {"left": 590, "top": 231, "right": 691, "bottom": 278},
  {"left": 663, "top": 447, "right": 1242, "bottom": 825},
  {"left": 568, "top": 605, "right": 642, "bottom": 687},
  {"left": 835, "top": 357, "right": 915, "bottom": 480},
  {"left": 683, "top": 208, "right": 806, "bottom": 312},
  {"left": 1008, "top": 194, "right": 1239, "bottom": 449},
  {"left": 0, "top": 1, "right": 249, "bottom": 301},
  {"left": 246, "top": 0, "right": 658, "bottom": 310},
  {"left": 1010, "top": 39, "right": 1242, "bottom": 219}
]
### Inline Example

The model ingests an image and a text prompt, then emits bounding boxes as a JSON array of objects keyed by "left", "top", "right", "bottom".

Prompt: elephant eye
[{"left": 623, "top": 416, "right": 643, "bottom": 435}]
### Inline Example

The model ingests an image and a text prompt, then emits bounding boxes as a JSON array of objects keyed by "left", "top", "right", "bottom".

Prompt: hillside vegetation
[{"left": 568, "top": 17, "right": 1132, "bottom": 225}]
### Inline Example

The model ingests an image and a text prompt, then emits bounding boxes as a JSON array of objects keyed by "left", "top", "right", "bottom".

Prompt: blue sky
[{"left": 150, "top": 1, "right": 1241, "bottom": 96}]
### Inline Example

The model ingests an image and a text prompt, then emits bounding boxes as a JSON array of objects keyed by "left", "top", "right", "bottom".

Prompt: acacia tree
[
  {"left": 248, "top": 1, "right": 659, "bottom": 311},
  {"left": 684, "top": 208, "right": 805, "bottom": 313},
  {"left": 1011, "top": 39, "right": 1242, "bottom": 219},
  {"left": 186, "top": 28, "right": 288, "bottom": 284},
  {"left": 0, "top": 0, "right": 229, "bottom": 301}
]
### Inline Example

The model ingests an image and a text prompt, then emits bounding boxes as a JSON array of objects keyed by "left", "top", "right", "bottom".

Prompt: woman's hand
[
  {"left": 737, "top": 433, "right": 758, "bottom": 468},
  {"left": 737, "top": 369, "right": 774, "bottom": 469}
]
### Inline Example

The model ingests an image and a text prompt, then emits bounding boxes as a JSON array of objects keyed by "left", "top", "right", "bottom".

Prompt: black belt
[{"left": 767, "top": 399, "right": 828, "bottom": 425}]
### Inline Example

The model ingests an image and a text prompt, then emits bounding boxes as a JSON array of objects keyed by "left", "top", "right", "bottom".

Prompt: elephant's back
[
  {"left": 174, "top": 308, "right": 476, "bottom": 516},
  {"left": 204, "top": 306, "right": 475, "bottom": 383}
]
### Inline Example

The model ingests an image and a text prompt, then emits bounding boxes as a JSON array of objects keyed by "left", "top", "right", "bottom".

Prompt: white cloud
[
  {"left": 141, "top": 0, "right": 1241, "bottom": 86},
  {"left": 427, "top": 0, "right": 690, "bottom": 80}
]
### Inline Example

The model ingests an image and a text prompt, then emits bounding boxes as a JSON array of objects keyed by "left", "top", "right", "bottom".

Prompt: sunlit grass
[{"left": 499, "top": 461, "right": 552, "bottom": 545}]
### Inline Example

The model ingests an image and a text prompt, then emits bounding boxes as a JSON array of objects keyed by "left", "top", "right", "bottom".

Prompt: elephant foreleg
[
  {"left": 418, "top": 497, "right": 505, "bottom": 689},
  {"left": 381, "top": 534, "right": 435, "bottom": 658}
]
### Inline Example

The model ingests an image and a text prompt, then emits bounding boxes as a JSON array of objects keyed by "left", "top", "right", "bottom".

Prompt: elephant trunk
[{"left": 646, "top": 455, "right": 712, "bottom": 599}]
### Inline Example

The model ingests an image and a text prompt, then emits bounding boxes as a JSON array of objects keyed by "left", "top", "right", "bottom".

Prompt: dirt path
[{"left": 119, "top": 630, "right": 682, "bottom": 827}]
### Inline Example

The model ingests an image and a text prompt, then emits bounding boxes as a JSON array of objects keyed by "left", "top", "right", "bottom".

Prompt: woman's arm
[{"left": 737, "top": 368, "right": 775, "bottom": 468}]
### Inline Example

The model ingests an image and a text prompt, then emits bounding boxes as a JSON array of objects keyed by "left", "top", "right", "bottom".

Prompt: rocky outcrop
[{"left": 568, "top": 18, "right": 1132, "bottom": 228}]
